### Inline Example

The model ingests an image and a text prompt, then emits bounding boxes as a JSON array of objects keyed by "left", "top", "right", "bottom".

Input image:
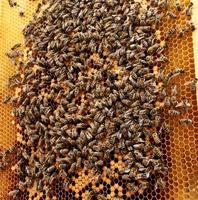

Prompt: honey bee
[
  {"left": 127, "top": 183, "right": 139, "bottom": 193},
  {"left": 22, "top": 151, "right": 30, "bottom": 160},
  {"left": 17, "top": 181, "right": 26, "bottom": 192},
  {"left": 19, "top": 11, "right": 24, "bottom": 17},
  {"left": 97, "top": 194, "right": 106, "bottom": 200},
  {"left": 36, "top": 180, "right": 43, "bottom": 191},
  {"left": 8, "top": 189, "right": 19, "bottom": 197},
  {"left": 147, "top": 43, "right": 160, "bottom": 54},
  {"left": 187, "top": 21, "right": 196, "bottom": 31},
  {"left": 60, "top": 149, "right": 69, "bottom": 155},
  {"left": 119, "top": 167, "right": 131, "bottom": 175},
  {"left": 152, "top": 132, "right": 161, "bottom": 144},
  {"left": 46, "top": 187, "right": 52, "bottom": 197},
  {"left": 87, "top": 191, "right": 94, "bottom": 200},
  {"left": 166, "top": 68, "right": 185, "bottom": 84},
  {"left": 122, "top": 174, "right": 130, "bottom": 180},
  {"left": 68, "top": 162, "right": 76, "bottom": 173},
  {"left": 8, "top": 145, "right": 17, "bottom": 154},
  {"left": 153, "top": 146, "right": 163, "bottom": 157},
  {"left": 156, "top": 68, "right": 165, "bottom": 82},
  {"left": 175, "top": 1, "right": 181, "bottom": 11},
  {"left": 11, "top": 43, "right": 21, "bottom": 50},
  {"left": 3, "top": 96, "right": 11, "bottom": 104},
  {"left": 170, "top": 95, "right": 178, "bottom": 106},
  {"left": 184, "top": 78, "right": 198, "bottom": 91},
  {"left": 165, "top": 28, "right": 176, "bottom": 40},
  {"left": 46, "top": 166, "right": 56, "bottom": 174},
  {"left": 134, "top": 150, "right": 144, "bottom": 160},
  {"left": 136, "top": 172, "right": 150, "bottom": 180},
  {"left": 133, "top": 143, "right": 145, "bottom": 150},
  {"left": 155, "top": 177, "right": 166, "bottom": 189},
  {"left": 171, "top": 85, "right": 177, "bottom": 96},
  {"left": 167, "top": 11, "right": 176, "bottom": 19},
  {"left": 175, "top": 99, "right": 190, "bottom": 111},
  {"left": 178, "top": 26, "right": 188, "bottom": 37},
  {"left": 168, "top": 109, "right": 180, "bottom": 116},
  {"left": 185, "top": 2, "right": 193, "bottom": 16},
  {"left": 8, "top": 0, "right": 16, "bottom": 7},
  {"left": 142, "top": 157, "right": 151, "bottom": 167},
  {"left": 179, "top": 118, "right": 193, "bottom": 125},
  {"left": 139, "top": 180, "right": 149, "bottom": 191},
  {"left": 156, "top": 55, "right": 169, "bottom": 63}
]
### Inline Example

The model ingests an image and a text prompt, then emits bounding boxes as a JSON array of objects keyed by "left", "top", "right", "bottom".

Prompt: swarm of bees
[{"left": 2, "top": 0, "right": 196, "bottom": 199}]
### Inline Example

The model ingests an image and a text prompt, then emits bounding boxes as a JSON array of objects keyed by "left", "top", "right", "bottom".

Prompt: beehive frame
[{"left": 0, "top": 0, "right": 198, "bottom": 199}]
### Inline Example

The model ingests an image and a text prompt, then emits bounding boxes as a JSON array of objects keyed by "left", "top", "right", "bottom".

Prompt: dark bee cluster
[{"left": 2, "top": 0, "right": 196, "bottom": 199}]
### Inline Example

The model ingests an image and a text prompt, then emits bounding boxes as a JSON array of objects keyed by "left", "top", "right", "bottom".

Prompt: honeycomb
[{"left": 0, "top": 0, "right": 198, "bottom": 199}]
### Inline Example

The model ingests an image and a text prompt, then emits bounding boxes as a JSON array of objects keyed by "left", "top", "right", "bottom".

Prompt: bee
[
  {"left": 166, "top": 68, "right": 185, "bottom": 84},
  {"left": 19, "top": 11, "right": 24, "bottom": 17},
  {"left": 3, "top": 95, "right": 11, "bottom": 104},
  {"left": 119, "top": 167, "right": 131, "bottom": 175},
  {"left": 97, "top": 194, "right": 106, "bottom": 200},
  {"left": 8, "top": 145, "right": 17, "bottom": 154},
  {"left": 139, "top": 180, "right": 149, "bottom": 191},
  {"left": 170, "top": 95, "right": 178, "bottom": 106},
  {"left": 127, "top": 183, "right": 139, "bottom": 193},
  {"left": 175, "top": 1, "right": 181, "bottom": 11},
  {"left": 35, "top": 2, "right": 42, "bottom": 14},
  {"left": 6, "top": 50, "right": 22, "bottom": 59},
  {"left": 142, "top": 157, "right": 151, "bottom": 167},
  {"left": 184, "top": 78, "right": 198, "bottom": 91},
  {"left": 185, "top": 2, "right": 193, "bottom": 16},
  {"left": 171, "top": 85, "right": 177, "bottom": 96},
  {"left": 187, "top": 21, "right": 196, "bottom": 31},
  {"left": 159, "top": 122, "right": 170, "bottom": 134},
  {"left": 153, "top": 146, "right": 163, "bottom": 157},
  {"left": 158, "top": 88, "right": 167, "bottom": 100},
  {"left": 161, "top": 0, "right": 168, "bottom": 9},
  {"left": 22, "top": 151, "right": 30, "bottom": 160},
  {"left": 8, "top": 0, "right": 16, "bottom": 7},
  {"left": 168, "top": 109, "right": 180, "bottom": 116},
  {"left": 92, "top": 151, "right": 103, "bottom": 158},
  {"left": 0, "top": 162, "right": 7, "bottom": 170},
  {"left": 95, "top": 160, "right": 103, "bottom": 167},
  {"left": 59, "top": 164, "right": 67, "bottom": 170},
  {"left": 155, "top": 177, "right": 166, "bottom": 189},
  {"left": 134, "top": 150, "right": 144, "bottom": 160},
  {"left": 87, "top": 191, "right": 94, "bottom": 200},
  {"left": 17, "top": 181, "right": 26, "bottom": 192},
  {"left": 68, "top": 162, "right": 76, "bottom": 173},
  {"left": 133, "top": 143, "right": 145, "bottom": 150},
  {"left": 8, "top": 189, "right": 20, "bottom": 197},
  {"left": 152, "top": 132, "right": 161, "bottom": 144},
  {"left": 36, "top": 180, "right": 43, "bottom": 191},
  {"left": 11, "top": 43, "right": 21, "bottom": 50},
  {"left": 46, "top": 187, "right": 52, "bottom": 197},
  {"left": 156, "top": 55, "right": 169, "bottom": 63},
  {"left": 165, "top": 28, "right": 176, "bottom": 40},
  {"left": 128, "top": 167, "right": 137, "bottom": 179},
  {"left": 60, "top": 149, "right": 69, "bottom": 155},
  {"left": 167, "top": 11, "right": 176, "bottom": 19},
  {"left": 178, "top": 26, "right": 188, "bottom": 37},
  {"left": 156, "top": 68, "right": 165, "bottom": 82},
  {"left": 47, "top": 166, "right": 56, "bottom": 174},
  {"left": 175, "top": 99, "right": 190, "bottom": 110},
  {"left": 122, "top": 174, "right": 130, "bottom": 180},
  {"left": 136, "top": 172, "right": 150, "bottom": 180},
  {"left": 147, "top": 43, "right": 160, "bottom": 54},
  {"left": 179, "top": 118, "right": 193, "bottom": 125}
]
